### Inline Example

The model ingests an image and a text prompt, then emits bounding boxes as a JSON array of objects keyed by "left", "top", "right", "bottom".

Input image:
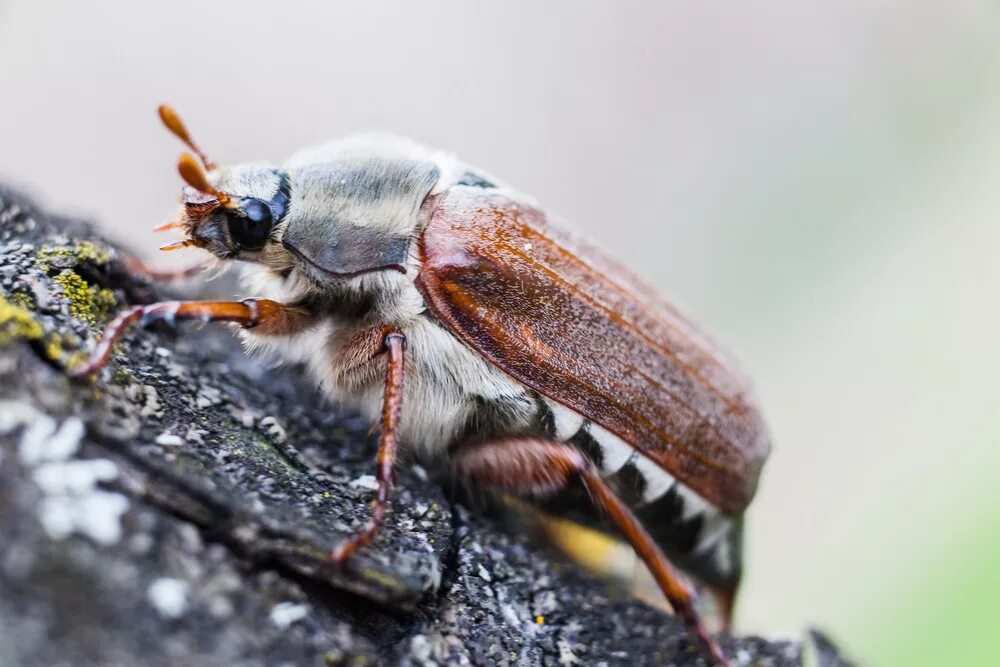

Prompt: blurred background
[{"left": 1, "top": 2, "right": 997, "bottom": 664}]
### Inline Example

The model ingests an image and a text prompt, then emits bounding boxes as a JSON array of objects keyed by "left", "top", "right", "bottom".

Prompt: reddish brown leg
[
  {"left": 454, "top": 438, "right": 732, "bottom": 667},
  {"left": 71, "top": 298, "right": 311, "bottom": 378},
  {"left": 122, "top": 256, "right": 206, "bottom": 283},
  {"left": 329, "top": 331, "right": 406, "bottom": 563},
  {"left": 713, "top": 585, "right": 738, "bottom": 632}
]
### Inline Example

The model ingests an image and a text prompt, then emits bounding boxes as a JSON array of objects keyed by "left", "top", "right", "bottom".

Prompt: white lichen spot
[
  {"left": 349, "top": 474, "right": 379, "bottom": 491},
  {"left": 557, "top": 638, "right": 581, "bottom": 665},
  {"left": 164, "top": 360, "right": 188, "bottom": 379},
  {"left": 19, "top": 416, "right": 57, "bottom": 463},
  {"left": 0, "top": 399, "right": 41, "bottom": 436},
  {"left": 249, "top": 497, "right": 266, "bottom": 514},
  {"left": 533, "top": 589, "right": 557, "bottom": 616},
  {"left": 227, "top": 405, "right": 258, "bottom": 427},
  {"left": 139, "top": 385, "right": 162, "bottom": 418},
  {"left": 500, "top": 603, "right": 521, "bottom": 627},
  {"left": 39, "top": 490, "right": 129, "bottom": 545},
  {"left": 269, "top": 601, "right": 310, "bottom": 629},
  {"left": 9, "top": 408, "right": 130, "bottom": 547},
  {"left": 18, "top": 416, "right": 83, "bottom": 465},
  {"left": 32, "top": 458, "right": 117, "bottom": 494},
  {"left": 184, "top": 426, "right": 207, "bottom": 444},
  {"left": 155, "top": 432, "right": 185, "bottom": 447},
  {"left": 477, "top": 564, "right": 492, "bottom": 582},
  {"left": 147, "top": 577, "right": 190, "bottom": 619},
  {"left": 155, "top": 346, "right": 172, "bottom": 357},
  {"left": 409, "top": 634, "right": 433, "bottom": 662},
  {"left": 194, "top": 385, "right": 222, "bottom": 409},
  {"left": 259, "top": 416, "right": 286, "bottom": 444}
]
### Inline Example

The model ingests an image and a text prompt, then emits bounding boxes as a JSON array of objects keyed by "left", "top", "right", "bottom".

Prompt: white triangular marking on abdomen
[
  {"left": 588, "top": 423, "right": 633, "bottom": 474},
  {"left": 693, "top": 514, "right": 730, "bottom": 556},
  {"left": 547, "top": 401, "right": 585, "bottom": 441},
  {"left": 631, "top": 452, "right": 677, "bottom": 504},
  {"left": 675, "top": 482, "right": 715, "bottom": 521}
]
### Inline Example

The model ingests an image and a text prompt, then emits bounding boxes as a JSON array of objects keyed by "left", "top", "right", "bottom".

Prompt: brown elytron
[{"left": 417, "top": 188, "right": 770, "bottom": 516}]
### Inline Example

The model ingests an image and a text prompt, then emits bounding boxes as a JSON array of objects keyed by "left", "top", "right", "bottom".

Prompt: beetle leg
[
  {"left": 120, "top": 256, "right": 206, "bottom": 283},
  {"left": 71, "top": 298, "right": 311, "bottom": 378},
  {"left": 453, "top": 437, "right": 732, "bottom": 667},
  {"left": 329, "top": 331, "right": 406, "bottom": 563},
  {"left": 713, "top": 586, "right": 738, "bottom": 632}
]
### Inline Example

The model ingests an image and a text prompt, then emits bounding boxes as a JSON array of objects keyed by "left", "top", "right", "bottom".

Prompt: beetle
[{"left": 73, "top": 106, "right": 771, "bottom": 666}]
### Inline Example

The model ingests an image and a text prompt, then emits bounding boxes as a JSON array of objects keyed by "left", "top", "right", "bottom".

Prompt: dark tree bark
[{"left": 0, "top": 187, "right": 852, "bottom": 667}]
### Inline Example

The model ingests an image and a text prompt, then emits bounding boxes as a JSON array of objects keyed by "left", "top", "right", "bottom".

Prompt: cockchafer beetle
[{"left": 74, "top": 106, "right": 771, "bottom": 666}]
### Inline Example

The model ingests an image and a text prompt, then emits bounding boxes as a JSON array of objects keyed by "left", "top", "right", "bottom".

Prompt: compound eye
[{"left": 227, "top": 199, "right": 273, "bottom": 250}]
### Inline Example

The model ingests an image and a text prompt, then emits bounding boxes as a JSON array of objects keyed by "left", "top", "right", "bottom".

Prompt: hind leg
[{"left": 453, "top": 437, "right": 731, "bottom": 667}]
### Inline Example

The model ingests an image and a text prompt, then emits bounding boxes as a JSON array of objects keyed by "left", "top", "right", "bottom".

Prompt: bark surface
[{"left": 0, "top": 187, "right": 852, "bottom": 667}]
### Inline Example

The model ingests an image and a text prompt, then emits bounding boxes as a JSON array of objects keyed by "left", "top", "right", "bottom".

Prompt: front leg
[
  {"left": 120, "top": 256, "right": 206, "bottom": 283},
  {"left": 71, "top": 298, "right": 311, "bottom": 378},
  {"left": 330, "top": 330, "right": 406, "bottom": 563}
]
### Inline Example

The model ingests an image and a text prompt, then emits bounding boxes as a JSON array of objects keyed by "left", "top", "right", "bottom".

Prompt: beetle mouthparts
[{"left": 159, "top": 239, "right": 205, "bottom": 252}]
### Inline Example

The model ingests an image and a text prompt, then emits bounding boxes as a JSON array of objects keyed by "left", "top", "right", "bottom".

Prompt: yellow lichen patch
[
  {"left": 7, "top": 290, "right": 34, "bottom": 310},
  {"left": 39, "top": 330, "right": 87, "bottom": 365},
  {"left": 0, "top": 294, "right": 43, "bottom": 345},
  {"left": 112, "top": 367, "right": 133, "bottom": 385},
  {"left": 535, "top": 615, "right": 545, "bottom": 625},
  {"left": 53, "top": 269, "right": 117, "bottom": 326},
  {"left": 35, "top": 240, "right": 112, "bottom": 271}
]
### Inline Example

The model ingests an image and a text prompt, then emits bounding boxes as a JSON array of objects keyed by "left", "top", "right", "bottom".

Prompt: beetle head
[
  {"left": 156, "top": 107, "right": 441, "bottom": 286},
  {"left": 157, "top": 105, "right": 292, "bottom": 267}
]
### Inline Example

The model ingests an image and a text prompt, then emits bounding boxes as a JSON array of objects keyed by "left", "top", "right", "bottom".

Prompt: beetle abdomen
[{"left": 538, "top": 398, "right": 743, "bottom": 589}]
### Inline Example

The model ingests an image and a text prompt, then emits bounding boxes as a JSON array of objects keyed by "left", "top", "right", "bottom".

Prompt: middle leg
[{"left": 329, "top": 330, "right": 407, "bottom": 563}]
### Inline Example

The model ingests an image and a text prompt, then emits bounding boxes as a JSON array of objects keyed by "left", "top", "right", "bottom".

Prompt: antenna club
[
  {"left": 159, "top": 104, "right": 217, "bottom": 171},
  {"left": 177, "top": 153, "right": 230, "bottom": 205},
  {"left": 158, "top": 104, "right": 187, "bottom": 139}
]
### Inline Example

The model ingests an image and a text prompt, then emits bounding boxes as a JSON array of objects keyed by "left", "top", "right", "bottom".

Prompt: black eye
[{"left": 227, "top": 199, "right": 273, "bottom": 250}]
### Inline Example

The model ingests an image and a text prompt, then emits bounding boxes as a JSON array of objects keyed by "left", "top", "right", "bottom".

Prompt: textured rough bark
[{"left": 0, "top": 187, "right": 853, "bottom": 667}]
